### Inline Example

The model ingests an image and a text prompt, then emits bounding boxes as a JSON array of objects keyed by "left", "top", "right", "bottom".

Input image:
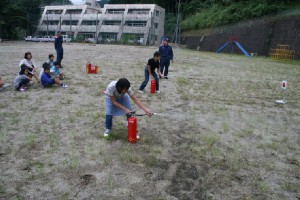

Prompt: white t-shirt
[
  {"left": 105, "top": 80, "right": 133, "bottom": 98},
  {"left": 19, "top": 59, "right": 37, "bottom": 70}
]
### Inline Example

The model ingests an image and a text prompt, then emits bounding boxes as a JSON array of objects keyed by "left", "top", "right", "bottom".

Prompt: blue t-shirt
[
  {"left": 41, "top": 72, "right": 54, "bottom": 86},
  {"left": 50, "top": 66, "right": 60, "bottom": 77}
]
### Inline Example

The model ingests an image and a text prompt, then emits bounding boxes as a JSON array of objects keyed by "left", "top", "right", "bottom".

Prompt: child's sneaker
[
  {"left": 104, "top": 129, "right": 110, "bottom": 137},
  {"left": 136, "top": 135, "right": 140, "bottom": 140},
  {"left": 138, "top": 90, "right": 144, "bottom": 94},
  {"left": 60, "top": 84, "right": 68, "bottom": 88},
  {"left": 156, "top": 90, "right": 160, "bottom": 94}
]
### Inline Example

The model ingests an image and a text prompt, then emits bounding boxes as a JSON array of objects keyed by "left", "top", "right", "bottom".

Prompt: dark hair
[
  {"left": 154, "top": 51, "right": 160, "bottom": 57},
  {"left": 54, "top": 61, "right": 60, "bottom": 66},
  {"left": 43, "top": 63, "right": 50, "bottom": 71},
  {"left": 19, "top": 64, "right": 28, "bottom": 75},
  {"left": 24, "top": 52, "right": 32, "bottom": 59},
  {"left": 49, "top": 54, "right": 54, "bottom": 59},
  {"left": 116, "top": 78, "right": 130, "bottom": 92}
]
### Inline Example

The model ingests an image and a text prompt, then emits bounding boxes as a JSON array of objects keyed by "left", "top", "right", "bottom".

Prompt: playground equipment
[
  {"left": 275, "top": 80, "right": 288, "bottom": 104},
  {"left": 270, "top": 45, "right": 295, "bottom": 61},
  {"left": 216, "top": 36, "right": 251, "bottom": 58}
]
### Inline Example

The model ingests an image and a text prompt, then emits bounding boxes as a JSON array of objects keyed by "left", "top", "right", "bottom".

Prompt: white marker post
[{"left": 275, "top": 80, "right": 288, "bottom": 104}]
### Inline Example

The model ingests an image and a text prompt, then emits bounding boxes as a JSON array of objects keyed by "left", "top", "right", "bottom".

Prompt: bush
[{"left": 181, "top": 0, "right": 285, "bottom": 31}]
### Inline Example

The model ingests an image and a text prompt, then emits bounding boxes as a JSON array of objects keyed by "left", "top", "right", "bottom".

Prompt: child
[
  {"left": 50, "top": 62, "right": 64, "bottom": 80},
  {"left": 47, "top": 54, "right": 55, "bottom": 67},
  {"left": 14, "top": 65, "right": 33, "bottom": 91},
  {"left": 41, "top": 63, "right": 67, "bottom": 88},
  {"left": 19, "top": 52, "right": 39, "bottom": 83},
  {"left": 104, "top": 78, "right": 153, "bottom": 138},
  {"left": 138, "top": 51, "right": 163, "bottom": 94},
  {"left": 40, "top": 54, "right": 55, "bottom": 79}
]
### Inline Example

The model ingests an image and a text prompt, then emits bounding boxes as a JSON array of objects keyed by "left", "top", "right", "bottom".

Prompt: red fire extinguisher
[
  {"left": 127, "top": 114, "right": 137, "bottom": 143},
  {"left": 150, "top": 79, "right": 156, "bottom": 94}
]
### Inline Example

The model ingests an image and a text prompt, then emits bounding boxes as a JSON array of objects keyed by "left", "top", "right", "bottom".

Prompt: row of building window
[
  {"left": 45, "top": 9, "right": 160, "bottom": 16},
  {"left": 42, "top": 20, "right": 158, "bottom": 27}
]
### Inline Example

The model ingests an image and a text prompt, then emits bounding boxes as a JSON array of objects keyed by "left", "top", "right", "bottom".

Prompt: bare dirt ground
[{"left": 0, "top": 41, "right": 299, "bottom": 200}]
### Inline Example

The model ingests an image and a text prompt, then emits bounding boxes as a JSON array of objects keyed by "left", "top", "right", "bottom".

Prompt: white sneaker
[
  {"left": 61, "top": 84, "right": 68, "bottom": 88},
  {"left": 138, "top": 90, "right": 144, "bottom": 94},
  {"left": 156, "top": 90, "right": 160, "bottom": 94},
  {"left": 136, "top": 135, "right": 140, "bottom": 140},
  {"left": 103, "top": 129, "right": 110, "bottom": 137}
]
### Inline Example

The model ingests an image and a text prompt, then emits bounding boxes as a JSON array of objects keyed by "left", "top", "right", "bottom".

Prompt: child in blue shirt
[
  {"left": 50, "top": 61, "right": 64, "bottom": 80},
  {"left": 39, "top": 54, "right": 55, "bottom": 80},
  {"left": 41, "top": 63, "right": 67, "bottom": 88}
]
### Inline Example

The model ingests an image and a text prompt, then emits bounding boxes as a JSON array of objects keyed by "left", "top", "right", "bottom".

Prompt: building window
[
  {"left": 128, "top": 9, "right": 150, "bottom": 15},
  {"left": 106, "top": 9, "right": 125, "bottom": 14},
  {"left": 102, "top": 21, "right": 121, "bottom": 25},
  {"left": 101, "top": 33, "right": 118, "bottom": 41},
  {"left": 155, "top": 10, "right": 159, "bottom": 17},
  {"left": 46, "top": 10, "right": 63, "bottom": 14},
  {"left": 125, "top": 21, "right": 147, "bottom": 27},
  {"left": 42, "top": 20, "right": 59, "bottom": 25},
  {"left": 81, "top": 20, "right": 99, "bottom": 25},
  {"left": 62, "top": 20, "right": 78, "bottom": 25},
  {"left": 66, "top": 9, "right": 82, "bottom": 14},
  {"left": 155, "top": 23, "right": 158, "bottom": 29}
]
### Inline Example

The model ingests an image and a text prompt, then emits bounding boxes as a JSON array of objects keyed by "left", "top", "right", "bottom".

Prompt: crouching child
[
  {"left": 14, "top": 65, "right": 33, "bottom": 91},
  {"left": 104, "top": 78, "right": 152, "bottom": 138}
]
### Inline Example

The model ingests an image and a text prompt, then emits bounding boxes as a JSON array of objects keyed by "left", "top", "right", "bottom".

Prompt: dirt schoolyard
[{"left": 0, "top": 41, "right": 299, "bottom": 199}]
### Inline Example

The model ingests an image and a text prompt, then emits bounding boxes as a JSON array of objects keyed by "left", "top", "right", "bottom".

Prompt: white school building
[{"left": 37, "top": 1, "right": 165, "bottom": 45}]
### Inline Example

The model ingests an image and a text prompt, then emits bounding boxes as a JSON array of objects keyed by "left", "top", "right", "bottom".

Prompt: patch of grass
[
  {"left": 76, "top": 109, "right": 84, "bottom": 117},
  {"left": 201, "top": 134, "right": 220, "bottom": 148},
  {"left": 25, "top": 133, "right": 37, "bottom": 149},
  {"left": 258, "top": 182, "right": 269, "bottom": 193},
  {"left": 281, "top": 181, "right": 298, "bottom": 193},
  {"left": 144, "top": 155, "right": 159, "bottom": 167},
  {"left": 118, "top": 146, "right": 140, "bottom": 163},
  {"left": 108, "top": 176, "right": 114, "bottom": 192},
  {"left": 221, "top": 121, "right": 230, "bottom": 134}
]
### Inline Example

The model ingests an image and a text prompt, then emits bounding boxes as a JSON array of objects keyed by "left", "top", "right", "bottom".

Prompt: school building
[{"left": 37, "top": 2, "right": 165, "bottom": 45}]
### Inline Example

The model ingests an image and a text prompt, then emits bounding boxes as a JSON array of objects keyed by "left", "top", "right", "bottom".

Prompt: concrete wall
[{"left": 181, "top": 15, "right": 300, "bottom": 59}]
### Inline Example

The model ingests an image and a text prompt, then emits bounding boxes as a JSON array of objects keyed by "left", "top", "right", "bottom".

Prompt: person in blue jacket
[
  {"left": 159, "top": 38, "right": 174, "bottom": 79},
  {"left": 41, "top": 63, "right": 67, "bottom": 88},
  {"left": 54, "top": 32, "right": 63, "bottom": 67}
]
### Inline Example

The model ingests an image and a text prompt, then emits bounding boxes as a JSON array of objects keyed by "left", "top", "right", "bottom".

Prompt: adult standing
[
  {"left": 159, "top": 38, "right": 174, "bottom": 79},
  {"left": 54, "top": 32, "right": 63, "bottom": 68}
]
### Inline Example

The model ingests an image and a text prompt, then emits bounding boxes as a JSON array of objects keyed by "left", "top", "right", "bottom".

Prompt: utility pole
[
  {"left": 175, "top": 0, "right": 181, "bottom": 44},
  {"left": 96, "top": 11, "right": 99, "bottom": 44},
  {"left": 46, "top": 13, "right": 49, "bottom": 36}
]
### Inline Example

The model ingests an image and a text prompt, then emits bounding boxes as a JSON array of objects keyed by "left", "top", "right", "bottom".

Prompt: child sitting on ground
[
  {"left": 39, "top": 54, "right": 55, "bottom": 79},
  {"left": 41, "top": 63, "right": 67, "bottom": 88},
  {"left": 50, "top": 62, "right": 64, "bottom": 80},
  {"left": 14, "top": 65, "right": 33, "bottom": 91},
  {"left": 104, "top": 78, "right": 153, "bottom": 138}
]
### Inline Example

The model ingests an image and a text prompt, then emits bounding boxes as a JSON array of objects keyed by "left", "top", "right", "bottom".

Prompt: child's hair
[
  {"left": 24, "top": 52, "right": 32, "bottom": 59},
  {"left": 154, "top": 51, "right": 160, "bottom": 57},
  {"left": 20, "top": 64, "right": 28, "bottom": 74},
  {"left": 49, "top": 54, "right": 54, "bottom": 59},
  {"left": 116, "top": 78, "right": 130, "bottom": 91},
  {"left": 42, "top": 62, "right": 50, "bottom": 69},
  {"left": 54, "top": 61, "right": 60, "bottom": 66},
  {"left": 43, "top": 64, "right": 50, "bottom": 71}
]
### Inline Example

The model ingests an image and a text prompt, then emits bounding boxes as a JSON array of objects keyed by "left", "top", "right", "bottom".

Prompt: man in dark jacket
[
  {"left": 54, "top": 32, "right": 63, "bottom": 68},
  {"left": 159, "top": 38, "right": 174, "bottom": 79}
]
